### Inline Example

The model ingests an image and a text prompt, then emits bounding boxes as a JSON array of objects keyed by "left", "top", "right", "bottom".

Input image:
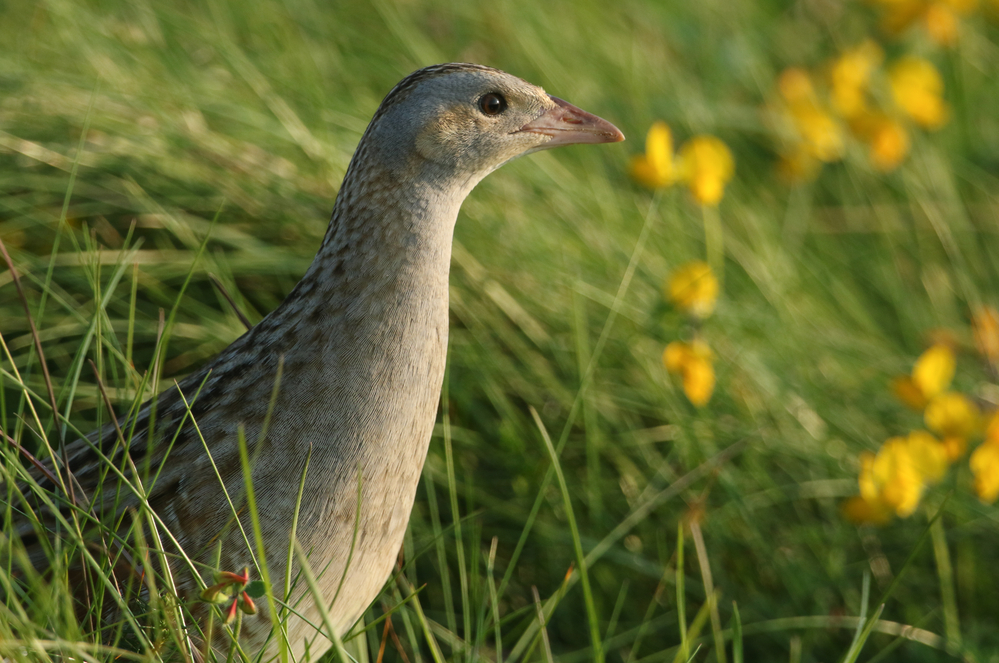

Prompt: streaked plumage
[{"left": 10, "top": 63, "right": 623, "bottom": 659}]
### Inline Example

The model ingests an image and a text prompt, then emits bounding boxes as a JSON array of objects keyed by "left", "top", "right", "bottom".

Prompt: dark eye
[{"left": 478, "top": 93, "right": 507, "bottom": 116}]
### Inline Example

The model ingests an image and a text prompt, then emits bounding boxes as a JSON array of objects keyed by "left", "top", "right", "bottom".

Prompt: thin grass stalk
[
  {"left": 730, "top": 602, "right": 742, "bottom": 663},
  {"left": 144, "top": 202, "right": 221, "bottom": 451},
  {"left": 280, "top": 443, "right": 314, "bottom": 662},
  {"left": 626, "top": 566, "right": 669, "bottom": 663},
  {"left": 486, "top": 537, "right": 502, "bottom": 663},
  {"left": 844, "top": 571, "right": 870, "bottom": 656},
  {"left": 862, "top": 609, "right": 940, "bottom": 663},
  {"left": 839, "top": 604, "right": 885, "bottom": 663},
  {"left": 470, "top": 522, "right": 488, "bottom": 662},
  {"left": 689, "top": 521, "right": 725, "bottom": 663},
  {"left": 424, "top": 472, "right": 458, "bottom": 642},
  {"left": 209, "top": 273, "right": 253, "bottom": 331},
  {"left": 387, "top": 617, "right": 414, "bottom": 663},
  {"left": 0, "top": 239, "right": 70, "bottom": 499},
  {"left": 572, "top": 288, "right": 602, "bottom": 521},
  {"left": 701, "top": 204, "right": 724, "bottom": 290},
  {"left": 127, "top": 261, "right": 138, "bottom": 369},
  {"left": 396, "top": 570, "right": 446, "bottom": 663},
  {"left": 346, "top": 586, "right": 423, "bottom": 643},
  {"left": 0, "top": 639, "right": 149, "bottom": 662},
  {"left": 35, "top": 83, "right": 96, "bottom": 319},
  {"left": 840, "top": 497, "right": 950, "bottom": 663},
  {"left": 390, "top": 583, "right": 424, "bottom": 663},
  {"left": 292, "top": 539, "right": 351, "bottom": 663},
  {"left": 586, "top": 441, "right": 745, "bottom": 567},
  {"left": 790, "top": 635, "right": 803, "bottom": 663},
  {"left": 603, "top": 579, "right": 630, "bottom": 643},
  {"left": 676, "top": 522, "right": 687, "bottom": 660},
  {"left": 56, "top": 243, "right": 142, "bottom": 441},
  {"left": 237, "top": 423, "right": 283, "bottom": 659},
  {"left": 506, "top": 587, "right": 562, "bottom": 663},
  {"left": 497, "top": 193, "right": 660, "bottom": 602},
  {"left": 9, "top": 86, "right": 96, "bottom": 461},
  {"left": 530, "top": 586, "right": 555, "bottom": 663},
  {"left": 668, "top": 594, "right": 714, "bottom": 663},
  {"left": 530, "top": 407, "right": 603, "bottom": 663},
  {"left": 929, "top": 512, "right": 960, "bottom": 650},
  {"left": 503, "top": 444, "right": 743, "bottom": 662}
]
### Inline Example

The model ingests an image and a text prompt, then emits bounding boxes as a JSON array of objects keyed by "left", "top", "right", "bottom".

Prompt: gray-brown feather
[{"left": 8, "top": 62, "right": 609, "bottom": 660}]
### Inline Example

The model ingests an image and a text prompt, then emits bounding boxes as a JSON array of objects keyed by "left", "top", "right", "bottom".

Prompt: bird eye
[{"left": 478, "top": 93, "right": 507, "bottom": 116}]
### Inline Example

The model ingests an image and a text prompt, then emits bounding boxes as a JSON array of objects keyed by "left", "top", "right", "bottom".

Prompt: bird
[{"left": 7, "top": 63, "right": 623, "bottom": 660}]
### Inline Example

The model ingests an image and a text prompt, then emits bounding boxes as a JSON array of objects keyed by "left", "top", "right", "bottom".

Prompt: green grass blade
[{"left": 530, "top": 406, "right": 603, "bottom": 663}]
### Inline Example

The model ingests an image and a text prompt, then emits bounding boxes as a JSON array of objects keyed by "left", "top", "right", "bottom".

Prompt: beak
[{"left": 518, "top": 96, "right": 625, "bottom": 147}]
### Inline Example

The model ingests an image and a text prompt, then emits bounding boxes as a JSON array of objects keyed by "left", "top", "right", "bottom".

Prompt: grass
[{"left": 2, "top": 0, "right": 999, "bottom": 660}]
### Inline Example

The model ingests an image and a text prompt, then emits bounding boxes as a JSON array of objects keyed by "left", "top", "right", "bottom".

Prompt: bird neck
[{"left": 302, "top": 155, "right": 477, "bottom": 316}]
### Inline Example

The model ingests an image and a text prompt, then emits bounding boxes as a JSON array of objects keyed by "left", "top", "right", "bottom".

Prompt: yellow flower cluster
[
  {"left": 630, "top": 122, "right": 735, "bottom": 206},
  {"left": 661, "top": 261, "right": 720, "bottom": 407},
  {"left": 971, "top": 414, "right": 999, "bottom": 503},
  {"left": 891, "top": 342, "right": 955, "bottom": 410},
  {"left": 666, "top": 260, "right": 719, "bottom": 319},
  {"left": 889, "top": 57, "right": 950, "bottom": 129},
  {"left": 894, "top": 342, "right": 982, "bottom": 461},
  {"left": 771, "top": 67, "right": 846, "bottom": 181},
  {"left": 663, "top": 339, "right": 715, "bottom": 407},
  {"left": 768, "top": 40, "right": 950, "bottom": 179},
  {"left": 870, "top": 0, "right": 979, "bottom": 47},
  {"left": 846, "top": 322, "right": 999, "bottom": 523},
  {"left": 845, "top": 430, "right": 949, "bottom": 522}
]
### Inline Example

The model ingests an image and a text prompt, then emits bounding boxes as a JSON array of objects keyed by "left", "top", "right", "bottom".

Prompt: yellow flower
[
  {"left": 970, "top": 439, "right": 999, "bottom": 503},
  {"left": 829, "top": 40, "right": 884, "bottom": 119},
  {"left": 942, "top": 436, "right": 967, "bottom": 461},
  {"left": 662, "top": 341, "right": 688, "bottom": 374},
  {"left": 866, "top": 116, "right": 910, "bottom": 172},
  {"left": 774, "top": 67, "right": 846, "bottom": 165},
  {"left": 630, "top": 122, "right": 675, "bottom": 189},
  {"left": 790, "top": 106, "right": 846, "bottom": 163},
  {"left": 893, "top": 343, "right": 958, "bottom": 410},
  {"left": 847, "top": 430, "right": 948, "bottom": 524},
  {"left": 971, "top": 306, "right": 999, "bottom": 364},
  {"left": 874, "top": 0, "right": 975, "bottom": 44},
  {"left": 778, "top": 67, "right": 816, "bottom": 105},
  {"left": 889, "top": 57, "right": 949, "bottom": 130},
  {"left": 985, "top": 411, "right": 999, "bottom": 444},
  {"left": 863, "top": 439, "right": 925, "bottom": 517},
  {"left": 925, "top": 3, "right": 960, "bottom": 45},
  {"left": 925, "top": 392, "right": 979, "bottom": 441},
  {"left": 676, "top": 136, "right": 735, "bottom": 206},
  {"left": 905, "top": 430, "right": 949, "bottom": 483},
  {"left": 663, "top": 340, "right": 715, "bottom": 407},
  {"left": 667, "top": 261, "right": 719, "bottom": 318},
  {"left": 912, "top": 343, "right": 956, "bottom": 399}
]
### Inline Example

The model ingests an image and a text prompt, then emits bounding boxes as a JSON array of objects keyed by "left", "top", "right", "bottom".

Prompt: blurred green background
[{"left": 3, "top": 0, "right": 999, "bottom": 660}]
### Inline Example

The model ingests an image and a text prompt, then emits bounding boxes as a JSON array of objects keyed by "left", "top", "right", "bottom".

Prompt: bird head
[{"left": 362, "top": 63, "right": 624, "bottom": 187}]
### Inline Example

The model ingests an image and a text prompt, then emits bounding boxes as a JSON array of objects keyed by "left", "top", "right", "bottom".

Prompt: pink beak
[{"left": 518, "top": 96, "right": 625, "bottom": 147}]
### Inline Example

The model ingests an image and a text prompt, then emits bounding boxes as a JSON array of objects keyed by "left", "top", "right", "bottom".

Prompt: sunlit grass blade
[
  {"left": 530, "top": 407, "right": 603, "bottom": 663},
  {"left": 730, "top": 602, "right": 742, "bottom": 663}
]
